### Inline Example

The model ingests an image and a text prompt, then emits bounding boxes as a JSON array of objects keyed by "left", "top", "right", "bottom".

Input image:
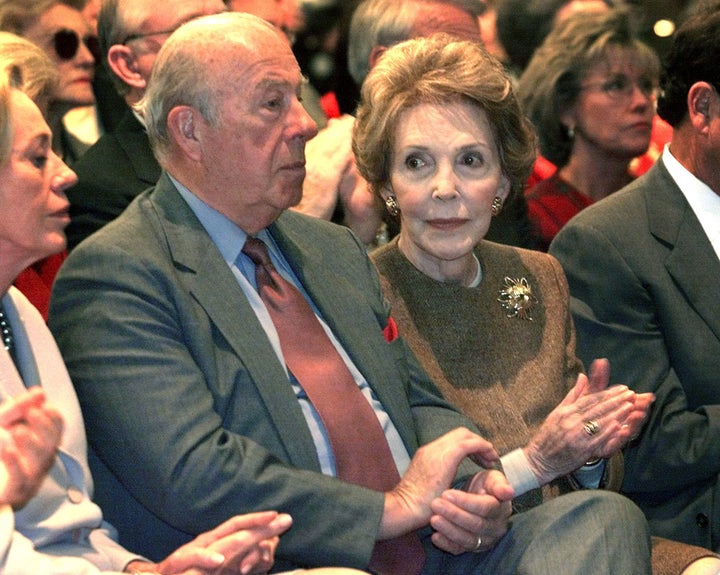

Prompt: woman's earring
[
  {"left": 385, "top": 195, "right": 400, "bottom": 217},
  {"left": 491, "top": 196, "right": 503, "bottom": 216},
  {"left": 566, "top": 125, "right": 575, "bottom": 140}
]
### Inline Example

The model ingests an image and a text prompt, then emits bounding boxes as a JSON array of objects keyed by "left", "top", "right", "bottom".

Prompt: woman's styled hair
[
  {"left": 0, "top": 0, "right": 72, "bottom": 35},
  {"left": 352, "top": 33, "right": 536, "bottom": 199},
  {"left": 0, "top": 32, "right": 59, "bottom": 117},
  {"left": 517, "top": 8, "right": 659, "bottom": 167}
]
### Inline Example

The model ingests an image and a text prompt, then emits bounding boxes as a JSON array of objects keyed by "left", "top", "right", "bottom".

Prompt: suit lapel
[
  {"left": 646, "top": 160, "right": 720, "bottom": 340},
  {"left": 149, "top": 178, "right": 322, "bottom": 470}
]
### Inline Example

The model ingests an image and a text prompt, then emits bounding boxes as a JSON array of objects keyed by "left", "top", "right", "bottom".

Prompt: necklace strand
[{"left": 0, "top": 307, "right": 15, "bottom": 353}]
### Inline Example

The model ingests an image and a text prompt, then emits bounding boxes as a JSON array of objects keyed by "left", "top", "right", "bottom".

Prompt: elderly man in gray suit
[
  {"left": 49, "top": 11, "right": 652, "bottom": 575},
  {"left": 550, "top": 6, "right": 720, "bottom": 554}
]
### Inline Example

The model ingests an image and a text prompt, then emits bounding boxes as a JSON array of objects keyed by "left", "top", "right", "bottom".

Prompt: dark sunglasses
[{"left": 52, "top": 29, "right": 100, "bottom": 62}]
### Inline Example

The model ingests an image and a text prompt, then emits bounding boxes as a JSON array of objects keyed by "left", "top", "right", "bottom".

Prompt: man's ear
[
  {"left": 688, "top": 82, "right": 716, "bottom": 133},
  {"left": 107, "top": 44, "right": 146, "bottom": 91},
  {"left": 167, "top": 106, "right": 202, "bottom": 161},
  {"left": 368, "top": 45, "right": 388, "bottom": 72}
]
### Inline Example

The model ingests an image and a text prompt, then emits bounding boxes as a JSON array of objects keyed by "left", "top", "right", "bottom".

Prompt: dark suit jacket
[
  {"left": 49, "top": 173, "right": 481, "bottom": 569},
  {"left": 550, "top": 157, "right": 720, "bottom": 549},
  {"left": 65, "top": 109, "right": 161, "bottom": 250}
]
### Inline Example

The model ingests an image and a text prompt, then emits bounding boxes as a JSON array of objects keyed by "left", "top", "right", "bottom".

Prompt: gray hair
[{"left": 347, "top": 0, "right": 485, "bottom": 86}]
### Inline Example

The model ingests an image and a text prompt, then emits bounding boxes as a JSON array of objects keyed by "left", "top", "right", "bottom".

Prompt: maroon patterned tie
[{"left": 242, "top": 237, "right": 424, "bottom": 575}]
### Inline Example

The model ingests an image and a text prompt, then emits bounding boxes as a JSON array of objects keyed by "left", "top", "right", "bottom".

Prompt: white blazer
[{"left": 0, "top": 287, "right": 139, "bottom": 574}]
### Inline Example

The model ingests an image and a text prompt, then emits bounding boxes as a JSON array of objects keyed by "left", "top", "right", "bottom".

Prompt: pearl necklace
[{"left": 0, "top": 306, "right": 15, "bottom": 353}]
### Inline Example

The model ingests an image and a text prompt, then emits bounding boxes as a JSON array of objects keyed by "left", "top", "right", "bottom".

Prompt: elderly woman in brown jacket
[{"left": 352, "top": 33, "right": 720, "bottom": 575}]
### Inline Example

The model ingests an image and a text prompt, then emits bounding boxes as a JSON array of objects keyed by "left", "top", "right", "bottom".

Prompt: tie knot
[{"left": 242, "top": 237, "right": 272, "bottom": 267}]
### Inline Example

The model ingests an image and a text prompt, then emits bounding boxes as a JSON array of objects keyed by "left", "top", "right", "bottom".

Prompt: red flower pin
[{"left": 383, "top": 316, "right": 399, "bottom": 342}]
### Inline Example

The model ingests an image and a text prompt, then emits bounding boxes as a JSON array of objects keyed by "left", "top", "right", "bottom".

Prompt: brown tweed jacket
[{"left": 372, "top": 237, "right": 715, "bottom": 574}]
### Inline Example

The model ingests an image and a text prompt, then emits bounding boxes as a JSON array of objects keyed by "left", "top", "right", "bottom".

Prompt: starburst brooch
[{"left": 497, "top": 277, "right": 538, "bottom": 320}]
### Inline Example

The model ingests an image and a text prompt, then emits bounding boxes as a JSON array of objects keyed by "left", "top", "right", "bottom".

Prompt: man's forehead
[{"left": 240, "top": 56, "right": 303, "bottom": 91}]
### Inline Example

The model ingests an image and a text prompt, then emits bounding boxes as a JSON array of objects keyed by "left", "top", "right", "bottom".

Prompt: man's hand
[
  {"left": 129, "top": 511, "right": 293, "bottom": 575},
  {"left": 430, "top": 470, "right": 513, "bottom": 554},
  {"left": 294, "top": 114, "right": 356, "bottom": 219},
  {"left": 380, "top": 428, "right": 498, "bottom": 540},
  {"left": 0, "top": 388, "right": 63, "bottom": 509}
]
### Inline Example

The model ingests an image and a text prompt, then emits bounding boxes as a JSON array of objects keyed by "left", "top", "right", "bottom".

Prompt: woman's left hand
[{"left": 522, "top": 358, "right": 654, "bottom": 485}]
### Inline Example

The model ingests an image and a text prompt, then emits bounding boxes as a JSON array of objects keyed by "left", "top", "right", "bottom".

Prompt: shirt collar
[{"left": 662, "top": 145, "right": 720, "bottom": 258}]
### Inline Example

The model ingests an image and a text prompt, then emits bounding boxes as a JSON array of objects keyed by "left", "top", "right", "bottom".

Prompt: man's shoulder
[
  {"left": 563, "top": 171, "right": 656, "bottom": 232},
  {"left": 276, "top": 209, "right": 360, "bottom": 246},
  {"left": 68, "top": 188, "right": 160, "bottom": 253}
]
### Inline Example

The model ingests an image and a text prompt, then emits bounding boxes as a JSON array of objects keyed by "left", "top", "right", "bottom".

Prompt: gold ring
[{"left": 583, "top": 420, "right": 600, "bottom": 436}]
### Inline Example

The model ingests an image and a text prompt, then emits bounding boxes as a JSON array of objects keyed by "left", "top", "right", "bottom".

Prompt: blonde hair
[
  {"left": 0, "top": 68, "right": 14, "bottom": 167},
  {"left": 0, "top": 32, "right": 59, "bottom": 116}
]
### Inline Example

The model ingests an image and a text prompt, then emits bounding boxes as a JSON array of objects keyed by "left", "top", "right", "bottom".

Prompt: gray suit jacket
[
  {"left": 49, "top": 173, "right": 480, "bottom": 570},
  {"left": 550, "top": 158, "right": 720, "bottom": 549}
]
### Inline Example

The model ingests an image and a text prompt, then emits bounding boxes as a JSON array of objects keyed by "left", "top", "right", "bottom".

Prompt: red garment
[
  {"left": 13, "top": 251, "right": 67, "bottom": 320},
  {"left": 319, "top": 91, "right": 341, "bottom": 120},
  {"left": 525, "top": 172, "right": 594, "bottom": 252},
  {"left": 524, "top": 117, "right": 672, "bottom": 251},
  {"left": 629, "top": 115, "right": 673, "bottom": 177}
]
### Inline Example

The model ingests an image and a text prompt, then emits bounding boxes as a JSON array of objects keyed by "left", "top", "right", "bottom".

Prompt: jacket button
[
  {"left": 696, "top": 514, "right": 709, "bottom": 528},
  {"left": 67, "top": 486, "right": 84, "bottom": 504}
]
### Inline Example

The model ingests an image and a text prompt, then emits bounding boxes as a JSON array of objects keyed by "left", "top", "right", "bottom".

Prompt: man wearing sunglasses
[{"left": 63, "top": 0, "right": 227, "bottom": 251}]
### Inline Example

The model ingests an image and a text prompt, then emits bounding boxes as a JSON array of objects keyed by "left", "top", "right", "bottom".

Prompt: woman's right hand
[
  {"left": 522, "top": 358, "right": 653, "bottom": 485},
  {"left": 0, "top": 388, "right": 63, "bottom": 510}
]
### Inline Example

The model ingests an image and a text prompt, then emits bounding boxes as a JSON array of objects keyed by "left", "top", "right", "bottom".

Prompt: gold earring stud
[{"left": 385, "top": 196, "right": 400, "bottom": 217}]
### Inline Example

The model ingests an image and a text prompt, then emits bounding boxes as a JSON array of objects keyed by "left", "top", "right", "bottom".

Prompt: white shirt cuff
[{"left": 500, "top": 448, "right": 540, "bottom": 497}]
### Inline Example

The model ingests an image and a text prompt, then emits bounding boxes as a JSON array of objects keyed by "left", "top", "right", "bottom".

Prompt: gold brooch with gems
[{"left": 497, "top": 277, "right": 538, "bottom": 320}]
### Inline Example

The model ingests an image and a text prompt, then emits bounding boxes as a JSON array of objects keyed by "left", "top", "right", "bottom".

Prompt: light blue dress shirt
[{"left": 172, "top": 176, "right": 411, "bottom": 478}]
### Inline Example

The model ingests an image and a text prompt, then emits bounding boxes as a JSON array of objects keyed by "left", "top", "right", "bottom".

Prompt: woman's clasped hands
[{"left": 523, "top": 358, "right": 654, "bottom": 485}]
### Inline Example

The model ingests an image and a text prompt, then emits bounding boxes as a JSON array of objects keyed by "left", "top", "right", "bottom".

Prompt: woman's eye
[
  {"left": 405, "top": 155, "right": 426, "bottom": 170},
  {"left": 32, "top": 155, "right": 48, "bottom": 168},
  {"left": 460, "top": 153, "right": 483, "bottom": 168},
  {"left": 604, "top": 77, "right": 629, "bottom": 93}
]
